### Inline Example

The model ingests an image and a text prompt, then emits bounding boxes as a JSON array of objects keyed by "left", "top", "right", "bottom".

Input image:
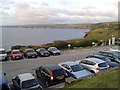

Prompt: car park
[
  {"left": 36, "top": 48, "right": 50, "bottom": 57},
  {"left": 10, "top": 50, "right": 23, "bottom": 60},
  {"left": 86, "top": 55, "right": 118, "bottom": 68},
  {"left": 0, "top": 71, "right": 10, "bottom": 90},
  {"left": 12, "top": 73, "right": 42, "bottom": 90},
  {"left": 35, "top": 64, "right": 66, "bottom": 87},
  {"left": 24, "top": 49, "right": 38, "bottom": 58},
  {"left": 76, "top": 58, "right": 109, "bottom": 73},
  {"left": 48, "top": 47, "right": 61, "bottom": 55},
  {"left": 99, "top": 51, "right": 120, "bottom": 63},
  {"left": 58, "top": 61, "right": 92, "bottom": 79},
  {"left": 0, "top": 48, "right": 8, "bottom": 61}
]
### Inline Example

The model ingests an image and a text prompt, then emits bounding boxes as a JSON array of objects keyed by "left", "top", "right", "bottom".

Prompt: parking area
[{"left": 1, "top": 46, "right": 113, "bottom": 89}]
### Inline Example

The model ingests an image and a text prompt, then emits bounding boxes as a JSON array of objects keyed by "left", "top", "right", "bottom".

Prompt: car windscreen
[
  {"left": 71, "top": 64, "right": 85, "bottom": 72},
  {"left": 52, "top": 69, "right": 65, "bottom": 77},
  {"left": 101, "top": 57, "right": 111, "bottom": 62},
  {"left": 22, "top": 79, "right": 38, "bottom": 89},
  {"left": 98, "top": 63, "right": 108, "bottom": 67},
  {"left": 12, "top": 51, "right": 20, "bottom": 54},
  {"left": 26, "top": 50, "right": 34, "bottom": 53},
  {"left": 113, "top": 52, "right": 120, "bottom": 59},
  {"left": 0, "top": 51, "right": 6, "bottom": 54},
  {"left": 52, "top": 48, "right": 58, "bottom": 51}
]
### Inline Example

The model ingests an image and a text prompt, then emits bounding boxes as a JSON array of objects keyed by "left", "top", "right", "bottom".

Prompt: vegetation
[{"left": 63, "top": 70, "right": 118, "bottom": 89}]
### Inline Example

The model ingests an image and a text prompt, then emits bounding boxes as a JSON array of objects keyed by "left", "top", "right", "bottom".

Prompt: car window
[
  {"left": 52, "top": 69, "right": 65, "bottom": 77},
  {"left": 71, "top": 64, "right": 84, "bottom": 72},
  {"left": 42, "top": 67, "right": 49, "bottom": 75},
  {"left": 81, "top": 60, "right": 88, "bottom": 64},
  {"left": 22, "top": 79, "right": 38, "bottom": 89},
  {"left": 87, "top": 61, "right": 96, "bottom": 65},
  {"left": 98, "top": 63, "right": 108, "bottom": 67},
  {"left": 12, "top": 51, "right": 20, "bottom": 54},
  {"left": 61, "top": 64, "right": 71, "bottom": 70},
  {"left": 0, "top": 50, "right": 6, "bottom": 54}
]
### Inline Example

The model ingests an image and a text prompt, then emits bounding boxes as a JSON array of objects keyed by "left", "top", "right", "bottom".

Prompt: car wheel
[
  {"left": 45, "top": 80, "right": 50, "bottom": 87},
  {"left": 90, "top": 70, "right": 95, "bottom": 73}
]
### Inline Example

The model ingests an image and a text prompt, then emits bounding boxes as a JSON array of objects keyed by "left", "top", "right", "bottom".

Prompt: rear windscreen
[
  {"left": 53, "top": 69, "right": 65, "bottom": 77},
  {"left": 98, "top": 63, "right": 108, "bottom": 67}
]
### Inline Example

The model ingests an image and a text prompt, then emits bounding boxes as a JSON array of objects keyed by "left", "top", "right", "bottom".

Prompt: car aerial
[
  {"left": 0, "top": 48, "right": 8, "bottom": 61},
  {"left": 35, "top": 64, "right": 66, "bottom": 87},
  {"left": 86, "top": 54, "right": 118, "bottom": 68},
  {"left": 76, "top": 58, "right": 109, "bottom": 73},
  {"left": 24, "top": 49, "right": 38, "bottom": 58},
  {"left": 99, "top": 51, "right": 120, "bottom": 63},
  {"left": 36, "top": 48, "right": 50, "bottom": 57},
  {"left": 48, "top": 47, "right": 61, "bottom": 55},
  {"left": 0, "top": 71, "right": 10, "bottom": 90},
  {"left": 10, "top": 50, "right": 23, "bottom": 60},
  {"left": 12, "top": 73, "right": 42, "bottom": 90},
  {"left": 58, "top": 61, "right": 92, "bottom": 79}
]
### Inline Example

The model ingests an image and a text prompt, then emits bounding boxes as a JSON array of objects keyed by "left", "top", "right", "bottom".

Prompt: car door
[{"left": 13, "top": 76, "right": 21, "bottom": 90}]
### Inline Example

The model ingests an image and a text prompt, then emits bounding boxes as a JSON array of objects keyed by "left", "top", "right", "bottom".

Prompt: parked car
[
  {"left": 24, "top": 49, "right": 38, "bottom": 58},
  {"left": 58, "top": 61, "right": 92, "bottom": 79},
  {"left": 86, "top": 55, "right": 118, "bottom": 68},
  {"left": 36, "top": 48, "right": 50, "bottom": 57},
  {"left": 10, "top": 50, "right": 23, "bottom": 60},
  {"left": 35, "top": 64, "right": 66, "bottom": 87},
  {"left": 0, "top": 48, "right": 8, "bottom": 61},
  {"left": 12, "top": 73, "right": 42, "bottom": 90},
  {"left": 76, "top": 58, "right": 109, "bottom": 73},
  {"left": 99, "top": 51, "right": 120, "bottom": 63},
  {"left": 48, "top": 47, "right": 60, "bottom": 55},
  {"left": 0, "top": 71, "right": 10, "bottom": 90}
]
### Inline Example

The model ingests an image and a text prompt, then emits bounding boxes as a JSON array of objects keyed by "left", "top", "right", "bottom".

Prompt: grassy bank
[{"left": 63, "top": 70, "right": 118, "bottom": 89}]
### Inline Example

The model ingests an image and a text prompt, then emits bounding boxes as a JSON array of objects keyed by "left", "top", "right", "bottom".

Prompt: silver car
[
  {"left": 76, "top": 58, "right": 109, "bottom": 73},
  {"left": 12, "top": 73, "right": 42, "bottom": 90},
  {"left": 58, "top": 61, "right": 92, "bottom": 79}
]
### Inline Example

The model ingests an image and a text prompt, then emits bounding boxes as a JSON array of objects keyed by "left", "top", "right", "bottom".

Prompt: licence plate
[{"left": 57, "top": 76, "right": 64, "bottom": 80}]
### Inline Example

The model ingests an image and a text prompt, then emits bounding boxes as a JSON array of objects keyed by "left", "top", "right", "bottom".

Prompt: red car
[{"left": 10, "top": 50, "right": 23, "bottom": 60}]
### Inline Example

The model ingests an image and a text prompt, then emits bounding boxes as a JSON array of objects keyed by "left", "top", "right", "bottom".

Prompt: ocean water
[{"left": 2, "top": 27, "right": 89, "bottom": 50}]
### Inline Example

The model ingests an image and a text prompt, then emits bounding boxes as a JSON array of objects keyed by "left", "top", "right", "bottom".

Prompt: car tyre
[{"left": 90, "top": 70, "right": 95, "bottom": 73}]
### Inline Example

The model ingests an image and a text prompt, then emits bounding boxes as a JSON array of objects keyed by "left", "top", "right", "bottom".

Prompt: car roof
[
  {"left": 81, "top": 58, "right": 105, "bottom": 64},
  {"left": 59, "top": 61, "right": 78, "bottom": 66},
  {"left": 100, "top": 51, "right": 114, "bottom": 53},
  {"left": 0, "top": 48, "right": 5, "bottom": 51},
  {"left": 18, "top": 73, "right": 35, "bottom": 82},
  {"left": 44, "top": 64, "right": 62, "bottom": 71},
  {"left": 88, "top": 54, "right": 106, "bottom": 58},
  {"left": 12, "top": 49, "right": 20, "bottom": 52}
]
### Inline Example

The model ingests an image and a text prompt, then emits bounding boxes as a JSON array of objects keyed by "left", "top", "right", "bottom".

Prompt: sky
[{"left": 0, "top": 0, "right": 119, "bottom": 25}]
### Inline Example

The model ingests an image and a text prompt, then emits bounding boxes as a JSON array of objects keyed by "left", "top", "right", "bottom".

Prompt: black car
[
  {"left": 99, "top": 51, "right": 120, "bottom": 63},
  {"left": 36, "top": 48, "right": 50, "bottom": 57},
  {"left": 48, "top": 47, "right": 61, "bottom": 55},
  {"left": 24, "top": 49, "right": 38, "bottom": 58},
  {"left": 35, "top": 64, "right": 67, "bottom": 87},
  {"left": 86, "top": 54, "right": 118, "bottom": 68}
]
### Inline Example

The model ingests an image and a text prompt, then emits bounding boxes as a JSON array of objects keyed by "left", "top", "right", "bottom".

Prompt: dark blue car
[
  {"left": 0, "top": 71, "right": 9, "bottom": 90},
  {"left": 86, "top": 55, "right": 118, "bottom": 68}
]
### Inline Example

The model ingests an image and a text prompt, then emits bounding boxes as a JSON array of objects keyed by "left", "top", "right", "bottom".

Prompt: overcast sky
[{"left": 0, "top": 0, "right": 119, "bottom": 25}]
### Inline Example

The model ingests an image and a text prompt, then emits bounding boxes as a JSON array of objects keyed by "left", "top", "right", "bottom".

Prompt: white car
[
  {"left": 12, "top": 73, "right": 42, "bottom": 90},
  {"left": 58, "top": 61, "right": 92, "bottom": 79},
  {"left": 76, "top": 58, "right": 109, "bottom": 73},
  {"left": 0, "top": 48, "right": 8, "bottom": 61},
  {"left": 48, "top": 47, "right": 61, "bottom": 55}
]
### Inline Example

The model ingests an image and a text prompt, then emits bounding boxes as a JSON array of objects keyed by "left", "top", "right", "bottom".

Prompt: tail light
[
  {"left": 96, "top": 68, "right": 101, "bottom": 70},
  {"left": 50, "top": 71, "right": 53, "bottom": 81}
]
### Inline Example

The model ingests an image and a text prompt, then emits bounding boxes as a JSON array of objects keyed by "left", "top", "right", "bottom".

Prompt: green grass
[{"left": 64, "top": 70, "right": 118, "bottom": 88}]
